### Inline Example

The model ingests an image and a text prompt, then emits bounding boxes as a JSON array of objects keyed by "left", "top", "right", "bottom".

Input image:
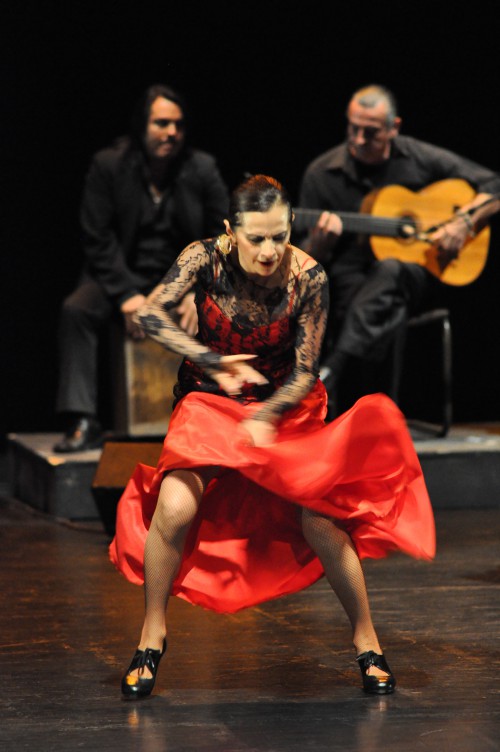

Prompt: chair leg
[
  {"left": 389, "top": 323, "right": 408, "bottom": 402},
  {"left": 403, "top": 309, "right": 453, "bottom": 439},
  {"left": 440, "top": 314, "right": 453, "bottom": 438}
]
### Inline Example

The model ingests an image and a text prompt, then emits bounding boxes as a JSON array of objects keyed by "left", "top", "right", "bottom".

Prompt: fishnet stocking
[
  {"left": 302, "top": 508, "right": 387, "bottom": 673},
  {"left": 138, "top": 469, "right": 211, "bottom": 654},
  {"left": 131, "top": 473, "right": 387, "bottom": 678}
]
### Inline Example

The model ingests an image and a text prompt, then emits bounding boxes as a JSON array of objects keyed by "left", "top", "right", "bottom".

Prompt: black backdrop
[{"left": 2, "top": 1, "right": 499, "bottom": 439}]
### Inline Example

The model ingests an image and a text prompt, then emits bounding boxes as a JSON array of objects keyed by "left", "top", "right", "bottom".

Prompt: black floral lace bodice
[{"left": 137, "top": 238, "right": 329, "bottom": 422}]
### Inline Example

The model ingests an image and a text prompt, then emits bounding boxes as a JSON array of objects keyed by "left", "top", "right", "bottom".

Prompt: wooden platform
[
  {"left": 6, "top": 423, "right": 500, "bottom": 524},
  {"left": 409, "top": 421, "right": 500, "bottom": 509},
  {"left": 6, "top": 432, "right": 102, "bottom": 519}
]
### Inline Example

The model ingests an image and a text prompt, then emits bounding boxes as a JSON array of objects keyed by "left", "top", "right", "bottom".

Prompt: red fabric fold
[{"left": 109, "top": 384, "right": 435, "bottom": 613}]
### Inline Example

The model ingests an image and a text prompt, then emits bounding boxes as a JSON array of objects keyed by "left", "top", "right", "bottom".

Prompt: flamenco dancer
[{"left": 109, "top": 174, "right": 435, "bottom": 699}]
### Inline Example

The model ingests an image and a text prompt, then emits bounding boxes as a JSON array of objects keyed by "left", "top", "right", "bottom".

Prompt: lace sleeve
[
  {"left": 253, "top": 264, "right": 329, "bottom": 423},
  {"left": 136, "top": 241, "right": 223, "bottom": 370}
]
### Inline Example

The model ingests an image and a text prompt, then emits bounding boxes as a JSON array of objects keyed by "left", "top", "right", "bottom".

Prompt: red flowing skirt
[{"left": 109, "top": 383, "right": 435, "bottom": 613}]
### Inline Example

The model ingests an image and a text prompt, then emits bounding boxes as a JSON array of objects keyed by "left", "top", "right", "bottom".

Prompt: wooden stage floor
[{"left": 1, "top": 492, "right": 499, "bottom": 751}]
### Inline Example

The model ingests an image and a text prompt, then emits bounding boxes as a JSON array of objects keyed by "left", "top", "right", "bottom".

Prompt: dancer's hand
[
  {"left": 121, "top": 294, "right": 147, "bottom": 339},
  {"left": 213, "top": 354, "right": 268, "bottom": 396},
  {"left": 175, "top": 292, "right": 198, "bottom": 336},
  {"left": 239, "top": 418, "right": 277, "bottom": 446}
]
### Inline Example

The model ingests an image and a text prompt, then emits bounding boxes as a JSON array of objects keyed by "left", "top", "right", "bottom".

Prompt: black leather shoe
[
  {"left": 356, "top": 650, "right": 396, "bottom": 695},
  {"left": 53, "top": 417, "right": 104, "bottom": 453},
  {"left": 121, "top": 639, "right": 167, "bottom": 699}
]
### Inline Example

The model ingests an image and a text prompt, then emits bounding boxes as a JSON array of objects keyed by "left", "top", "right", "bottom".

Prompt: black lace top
[{"left": 137, "top": 238, "right": 329, "bottom": 423}]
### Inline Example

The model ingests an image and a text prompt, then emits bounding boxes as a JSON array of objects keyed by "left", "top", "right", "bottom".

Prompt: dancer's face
[{"left": 226, "top": 202, "right": 291, "bottom": 281}]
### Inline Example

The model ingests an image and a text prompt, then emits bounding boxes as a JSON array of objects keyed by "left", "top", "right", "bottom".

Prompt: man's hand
[
  {"left": 307, "top": 211, "right": 344, "bottom": 260},
  {"left": 121, "top": 294, "right": 147, "bottom": 339},
  {"left": 316, "top": 210, "right": 344, "bottom": 236},
  {"left": 430, "top": 215, "right": 471, "bottom": 255}
]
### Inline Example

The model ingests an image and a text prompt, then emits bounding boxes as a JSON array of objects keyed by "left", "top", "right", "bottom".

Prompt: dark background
[{"left": 2, "top": 1, "right": 499, "bottom": 440}]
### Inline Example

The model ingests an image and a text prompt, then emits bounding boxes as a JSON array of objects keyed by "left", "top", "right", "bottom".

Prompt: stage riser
[
  {"left": 419, "top": 454, "right": 500, "bottom": 509},
  {"left": 7, "top": 434, "right": 101, "bottom": 520},
  {"left": 6, "top": 433, "right": 500, "bottom": 524},
  {"left": 13, "top": 460, "right": 97, "bottom": 518}
]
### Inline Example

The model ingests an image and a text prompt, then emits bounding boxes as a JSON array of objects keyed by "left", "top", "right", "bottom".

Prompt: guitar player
[{"left": 295, "top": 84, "right": 500, "bottom": 418}]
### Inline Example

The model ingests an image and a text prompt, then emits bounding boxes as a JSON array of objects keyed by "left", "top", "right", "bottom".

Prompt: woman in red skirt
[{"left": 110, "top": 174, "right": 435, "bottom": 699}]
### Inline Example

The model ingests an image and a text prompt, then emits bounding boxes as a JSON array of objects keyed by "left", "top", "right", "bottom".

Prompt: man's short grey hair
[{"left": 350, "top": 85, "right": 399, "bottom": 126}]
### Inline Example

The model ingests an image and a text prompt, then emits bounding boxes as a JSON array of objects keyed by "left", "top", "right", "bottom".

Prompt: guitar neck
[
  {"left": 293, "top": 208, "right": 412, "bottom": 238},
  {"left": 291, "top": 180, "right": 490, "bottom": 286}
]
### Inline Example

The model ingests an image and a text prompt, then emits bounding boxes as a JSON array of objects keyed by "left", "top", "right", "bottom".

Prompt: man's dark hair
[{"left": 128, "top": 83, "right": 189, "bottom": 151}]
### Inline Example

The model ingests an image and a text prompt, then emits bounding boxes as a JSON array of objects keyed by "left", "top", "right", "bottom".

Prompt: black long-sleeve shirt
[
  {"left": 296, "top": 135, "right": 500, "bottom": 273},
  {"left": 79, "top": 140, "right": 230, "bottom": 305}
]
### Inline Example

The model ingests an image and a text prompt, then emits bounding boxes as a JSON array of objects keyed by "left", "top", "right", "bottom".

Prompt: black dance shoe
[
  {"left": 356, "top": 650, "right": 396, "bottom": 695},
  {"left": 53, "top": 417, "right": 104, "bottom": 453},
  {"left": 121, "top": 639, "right": 167, "bottom": 699}
]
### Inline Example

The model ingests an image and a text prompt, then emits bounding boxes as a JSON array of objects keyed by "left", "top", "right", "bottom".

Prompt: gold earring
[{"left": 215, "top": 233, "right": 232, "bottom": 255}]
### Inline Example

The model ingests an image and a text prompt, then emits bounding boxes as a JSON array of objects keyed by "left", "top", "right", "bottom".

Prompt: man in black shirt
[
  {"left": 54, "top": 83, "right": 229, "bottom": 452},
  {"left": 296, "top": 84, "right": 500, "bottom": 416}
]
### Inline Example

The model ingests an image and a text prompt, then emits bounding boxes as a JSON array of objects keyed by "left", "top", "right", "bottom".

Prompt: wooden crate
[{"left": 111, "top": 332, "right": 183, "bottom": 437}]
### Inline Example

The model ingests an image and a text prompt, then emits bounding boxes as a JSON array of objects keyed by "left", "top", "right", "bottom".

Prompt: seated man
[
  {"left": 295, "top": 84, "right": 500, "bottom": 417},
  {"left": 54, "top": 83, "right": 229, "bottom": 452}
]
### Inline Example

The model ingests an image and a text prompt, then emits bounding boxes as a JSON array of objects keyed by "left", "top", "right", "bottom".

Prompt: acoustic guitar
[{"left": 293, "top": 179, "right": 490, "bottom": 286}]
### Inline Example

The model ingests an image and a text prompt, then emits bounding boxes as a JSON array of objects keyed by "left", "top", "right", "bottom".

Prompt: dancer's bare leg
[
  {"left": 130, "top": 466, "right": 217, "bottom": 679},
  {"left": 302, "top": 508, "right": 388, "bottom": 678}
]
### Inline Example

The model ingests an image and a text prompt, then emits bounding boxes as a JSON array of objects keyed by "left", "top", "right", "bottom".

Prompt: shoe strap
[
  {"left": 133, "top": 639, "right": 166, "bottom": 673},
  {"left": 357, "top": 650, "right": 390, "bottom": 674}
]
